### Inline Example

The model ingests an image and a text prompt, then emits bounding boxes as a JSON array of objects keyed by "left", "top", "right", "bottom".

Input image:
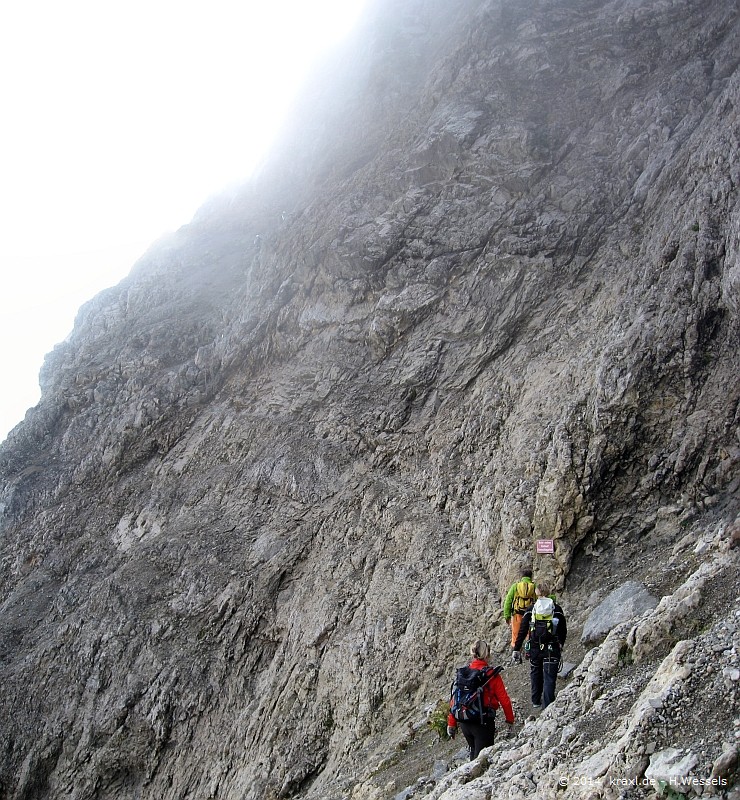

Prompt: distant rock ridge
[{"left": 0, "top": 0, "right": 738, "bottom": 798}]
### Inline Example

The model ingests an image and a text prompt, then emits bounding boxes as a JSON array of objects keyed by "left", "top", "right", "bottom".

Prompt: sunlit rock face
[{"left": 1, "top": 0, "right": 738, "bottom": 798}]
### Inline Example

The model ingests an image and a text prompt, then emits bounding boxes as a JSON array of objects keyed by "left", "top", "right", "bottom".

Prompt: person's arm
[
  {"left": 492, "top": 675, "right": 515, "bottom": 723},
  {"left": 556, "top": 608, "right": 567, "bottom": 646},
  {"left": 447, "top": 701, "right": 457, "bottom": 736},
  {"left": 503, "top": 583, "right": 516, "bottom": 620}
]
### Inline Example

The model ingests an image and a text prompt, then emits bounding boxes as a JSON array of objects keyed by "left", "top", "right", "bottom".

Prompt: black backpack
[
  {"left": 528, "top": 612, "right": 560, "bottom": 654},
  {"left": 450, "top": 665, "right": 502, "bottom": 723}
]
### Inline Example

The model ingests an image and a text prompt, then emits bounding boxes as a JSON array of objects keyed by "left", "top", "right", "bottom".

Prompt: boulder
[
  {"left": 644, "top": 748, "right": 698, "bottom": 795},
  {"left": 581, "top": 581, "right": 659, "bottom": 645}
]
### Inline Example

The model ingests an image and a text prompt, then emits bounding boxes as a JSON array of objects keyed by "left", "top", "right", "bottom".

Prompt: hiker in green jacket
[{"left": 503, "top": 569, "right": 536, "bottom": 648}]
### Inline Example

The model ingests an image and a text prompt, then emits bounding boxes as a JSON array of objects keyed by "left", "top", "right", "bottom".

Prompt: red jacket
[{"left": 448, "top": 658, "right": 515, "bottom": 727}]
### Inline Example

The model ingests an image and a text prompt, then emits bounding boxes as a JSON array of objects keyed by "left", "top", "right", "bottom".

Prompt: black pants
[
  {"left": 459, "top": 719, "right": 496, "bottom": 760},
  {"left": 529, "top": 653, "right": 559, "bottom": 709}
]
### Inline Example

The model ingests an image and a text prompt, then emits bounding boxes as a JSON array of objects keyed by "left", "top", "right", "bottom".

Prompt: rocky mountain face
[{"left": 1, "top": 0, "right": 739, "bottom": 798}]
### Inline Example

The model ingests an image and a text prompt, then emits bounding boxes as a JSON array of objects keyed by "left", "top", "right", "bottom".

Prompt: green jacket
[{"left": 503, "top": 577, "right": 535, "bottom": 620}]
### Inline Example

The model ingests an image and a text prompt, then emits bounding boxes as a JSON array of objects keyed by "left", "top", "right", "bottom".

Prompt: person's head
[
  {"left": 521, "top": 568, "right": 533, "bottom": 579},
  {"left": 536, "top": 582, "right": 550, "bottom": 597},
  {"left": 470, "top": 640, "right": 490, "bottom": 660}
]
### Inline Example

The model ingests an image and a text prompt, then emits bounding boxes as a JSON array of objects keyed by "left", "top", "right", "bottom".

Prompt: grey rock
[
  {"left": 712, "top": 745, "right": 739, "bottom": 781},
  {"left": 558, "top": 662, "right": 578, "bottom": 679},
  {"left": 581, "top": 581, "right": 660, "bottom": 645},
  {"left": 644, "top": 748, "right": 699, "bottom": 793},
  {"left": 432, "top": 760, "right": 449, "bottom": 779}
]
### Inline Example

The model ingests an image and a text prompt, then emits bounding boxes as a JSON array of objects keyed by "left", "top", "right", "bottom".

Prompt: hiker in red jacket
[{"left": 447, "top": 640, "right": 515, "bottom": 759}]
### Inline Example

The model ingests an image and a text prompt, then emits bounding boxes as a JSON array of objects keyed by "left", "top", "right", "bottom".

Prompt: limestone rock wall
[{"left": 0, "top": 0, "right": 738, "bottom": 798}]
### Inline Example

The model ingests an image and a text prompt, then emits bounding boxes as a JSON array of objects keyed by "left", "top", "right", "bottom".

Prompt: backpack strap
[{"left": 478, "top": 665, "right": 503, "bottom": 681}]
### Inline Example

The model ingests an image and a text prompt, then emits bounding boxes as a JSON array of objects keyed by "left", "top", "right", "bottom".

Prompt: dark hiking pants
[
  {"left": 459, "top": 719, "right": 496, "bottom": 760},
  {"left": 529, "top": 654, "right": 559, "bottom": 709}
]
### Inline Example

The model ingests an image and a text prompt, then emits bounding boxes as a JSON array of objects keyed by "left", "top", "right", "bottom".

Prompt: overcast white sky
[{"left": 0, "top": 0, "right": 368, "bottom": 443}]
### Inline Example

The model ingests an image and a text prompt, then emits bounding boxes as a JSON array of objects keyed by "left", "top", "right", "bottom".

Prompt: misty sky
[{"left": 0, "top": 0, "right": 368, "bottom": 443}]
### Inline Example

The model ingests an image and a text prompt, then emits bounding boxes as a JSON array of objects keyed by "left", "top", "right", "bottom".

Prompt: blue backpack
[{"left": 450, "top": 665, "right": 502, "bottom": 722}]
